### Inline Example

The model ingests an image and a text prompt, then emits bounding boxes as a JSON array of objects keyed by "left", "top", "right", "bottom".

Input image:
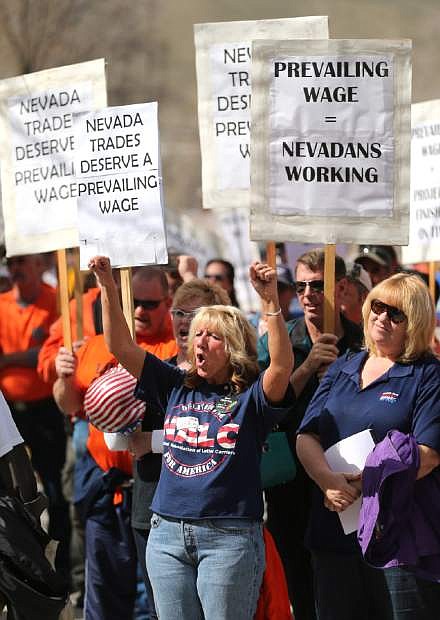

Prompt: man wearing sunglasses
[{"left": 257, "top": 248, "right": 363, "bottom": 620}]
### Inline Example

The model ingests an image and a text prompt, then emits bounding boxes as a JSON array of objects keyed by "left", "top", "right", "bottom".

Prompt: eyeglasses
[
  {"left": 204, "top": 273, "right": 225, "bottom": 282},
  {"left": 171, "top": 308, "right": 198, "bottom": 320},
  {"left": 133, "top": 298, "right": 165, "bottom": 310},
  {"left": 370, "top": 299, "right": 407, "bottom": 324},
  {"left": 295, "top": 280, "right": 325, "bottom": 295}
]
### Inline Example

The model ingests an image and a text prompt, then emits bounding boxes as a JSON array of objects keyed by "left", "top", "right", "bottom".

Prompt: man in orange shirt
[
  {"left": 54, "top": 265, "right": 177, "bottom": 620},
  {"left": 37, "top": 286, "right": 102, "bottom": 384},
  {"left": 0, "top": 254, "right": 70, "bottom": 577}
]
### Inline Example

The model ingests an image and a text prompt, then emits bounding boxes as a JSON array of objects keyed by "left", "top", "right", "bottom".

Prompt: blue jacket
[{"left": 358, "top": 430, "right": 440, "bottom": 582}]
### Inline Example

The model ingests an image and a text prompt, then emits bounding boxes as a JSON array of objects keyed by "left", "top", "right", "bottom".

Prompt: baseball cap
[
  {"left": 346, "top": 262, "right": 372, "bottom": 291},
  {"left": 276, "top": 264, "right": 295, "bottom": 288},
  {"left": 84, "top": 365, "right": 145, "bottom": 434},
  {"left": 355, "top": 246, "right": 389, "bottom": 268}
]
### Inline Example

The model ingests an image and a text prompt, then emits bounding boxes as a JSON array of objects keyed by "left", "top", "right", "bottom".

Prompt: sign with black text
[
  {"left": 74, "top": 102, "right": 167, "bottom": 269},
  {"left": 0, "top": 59, "right": 106, "bottom": 255},
  {"left": 402, "top": 100, "right": 440, "bottom": 264},
  {"left": 251, "top": 40, "right": 411, "bottom": 245},
  {"left": 194, "top": 16, "right": 328, "bottom": 209}
]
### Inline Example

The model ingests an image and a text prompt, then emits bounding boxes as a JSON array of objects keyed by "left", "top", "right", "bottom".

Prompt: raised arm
[
  {"left": 250, "top": 261, "right": 294, "bottom": 403},
  {"left": 88, "top": 256, "right": 145, "bottom": 379}
]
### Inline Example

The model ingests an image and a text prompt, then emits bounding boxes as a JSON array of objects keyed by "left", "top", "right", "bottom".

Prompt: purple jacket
[{"left": 358, "top": 430, "right": 440, "bottom": 582}]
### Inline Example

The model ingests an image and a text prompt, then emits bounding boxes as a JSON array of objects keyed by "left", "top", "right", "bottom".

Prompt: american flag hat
[{"left": 83, "top": 365, "right": 145, "bottom": 433}]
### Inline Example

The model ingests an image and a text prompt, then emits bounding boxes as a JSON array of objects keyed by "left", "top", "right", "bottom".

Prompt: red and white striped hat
[{"left": 83, "top": 365, "right": 145, "bottom": 433}]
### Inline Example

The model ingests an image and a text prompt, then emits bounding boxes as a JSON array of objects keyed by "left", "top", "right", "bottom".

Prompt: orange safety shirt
[
  {"left": 37, "top": 287, "right": 101, "bottom": 384},
  {"left": 0, "top": 283, "right": 59, "bottom": 402}
]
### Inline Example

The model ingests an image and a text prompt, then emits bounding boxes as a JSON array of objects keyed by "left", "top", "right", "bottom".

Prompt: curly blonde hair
[
  {"left": 362, "top": 273, "right": 435, "bottom": 362},
  {"left": 184, "top": 305, "right": 260, "bottom": 393}
]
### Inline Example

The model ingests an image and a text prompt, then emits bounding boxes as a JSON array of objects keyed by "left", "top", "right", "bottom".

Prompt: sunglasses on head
[
  {"left": 171, "top": 308, "right": 198, "bottom": 320},
  {"left": 295, "top": 280, "right": 325, "bottom": 295},
  {"left": 204, "top": 273, "right": 225, "bottom": 282},
  {"left": 370, "top": 299, "right": 407, "bottom": 324},
  {"left": 133, "top": 298, "right": 165, "bottom": 310}
]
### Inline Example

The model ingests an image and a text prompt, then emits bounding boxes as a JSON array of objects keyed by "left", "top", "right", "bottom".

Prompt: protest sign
[
  {"left": 214, "top": 208, "right": 260, "bottom": 312},
  {"left": 401, "top": 99, "right": 440, "bottom": 264},
  {"left": 250, "top": 39, "right": 411, "bottom": 245},
  {"left": 194, "top": 16, "right": 328, "bottom": 210},
  {"left": 0, "top": 59, "right": 106, "bottom": 256},
  {"left": 166, "top": 209, "right": 222, "bottom": 267},
  {"left": 74, "top": 101, "right": 167, "bottom": 269}
]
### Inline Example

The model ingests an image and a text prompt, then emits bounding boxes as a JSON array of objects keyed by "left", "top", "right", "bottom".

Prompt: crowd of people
[{"left": 0, "top": 244, "right": 440, "bottom": 620}]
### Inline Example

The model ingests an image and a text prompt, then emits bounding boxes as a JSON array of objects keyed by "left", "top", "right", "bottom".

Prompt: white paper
[
  {"left": 401, "top": 99, "right": 440, "bottom": 264},
  {"left": 74, "top": 102, "right": 168, "bottom": 269},
  {"left": 250, "top": 39, "right": 412, "bottom": 245},
  {"left": 324, "top": 429, "right": 375, "bottom": 535},
  {"left": 194, "top": 16, "right": 329, "bottom": 209},
  {"left": 269, "top": 54, "right": 394, "bottom": 217},
  {"left": 0, "top": 59, "right": 107, "bottom": 255}
]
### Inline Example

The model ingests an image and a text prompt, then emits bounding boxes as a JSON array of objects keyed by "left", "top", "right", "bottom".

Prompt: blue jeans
[
  {"left": 312, "top": 550, "right": 440, "bottom": 620},
  {"left": 146, "top": 514, "right": 265, "bottom": 620}
]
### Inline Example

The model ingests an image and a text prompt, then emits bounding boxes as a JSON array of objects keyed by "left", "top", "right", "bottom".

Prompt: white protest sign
[
  {"left": 165, "top": 209, "right": 222, "bottom": 267},
  {"left": 401, "top": 100, "right": 440, "bottom": 264},
  {"left": 214, "top": 208, "right": 260, "bottom": 313},
  {"left": 0, "top": 59, "right": 106, "bottom": 255},
  {"left": 74, "top": 102, "right": 168, "bottom": 269},
  {"left": 250, "top": 40, "right": 411, "bottom": 245},
  {"left": 194, "top": 16, "right": 328, "bottom": 209}
]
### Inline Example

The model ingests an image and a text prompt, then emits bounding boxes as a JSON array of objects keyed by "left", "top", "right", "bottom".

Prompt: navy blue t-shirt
[
  {"left": 298, "top": 350, "right": 440, "bottom": 553},
  {"left": 135, "top": 352, "right": 294, "bottom": 521}
]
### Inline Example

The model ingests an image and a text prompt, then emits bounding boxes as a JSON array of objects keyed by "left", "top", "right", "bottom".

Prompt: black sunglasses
[
  {"left": 295, "top": 280, "right": 325, "bottom": 295},
  {"left": 370, "top": 299, "right": 407, "bottom": 324},
  {"left": 133, "top": 298, "right": 165, "bottom": 310}
]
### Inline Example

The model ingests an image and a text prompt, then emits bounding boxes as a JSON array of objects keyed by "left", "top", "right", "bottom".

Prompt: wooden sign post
[
  {"left": 56, "top": 249, "right": 72, "bottom": 352},
  {"left": 266, "top": 242, "right": 276, "bottom": 269},
  {"left": 429, "top": 261, "right": 437, "bottom": 304},
  {"left": 323, "top": 244, "right": 336, "bottom": 334},
  {"left": 72, "top": 247, "right": 84, "bottom": 342},
  {"left": 120, "top": 267, "right": 135, "bottom": 339}
]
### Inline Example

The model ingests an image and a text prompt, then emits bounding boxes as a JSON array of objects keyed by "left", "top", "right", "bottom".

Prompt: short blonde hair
[
  {"left": 184, "top": 305, "right": 259, "bottom": 393},
  {"left": 362, "top": 273, "right": 435, "bottom": 362}
]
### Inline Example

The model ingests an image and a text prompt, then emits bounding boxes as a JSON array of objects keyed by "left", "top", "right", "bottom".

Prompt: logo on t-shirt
[
  {"left": 163, "top": 398, "right": 240, "bottom": 478},
  {"left": 379, "top": 391, "right": 399, "bottom": 403}
]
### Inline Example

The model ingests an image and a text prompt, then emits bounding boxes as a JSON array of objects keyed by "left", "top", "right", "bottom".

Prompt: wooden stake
[
  {"left": 323, "top": 244, "right": 336, "bottom": 334},
  {"left": 266, "top": 242, "right": 277, "bottom": 269},
  {"left": 72, "top": 247, "right": 84, "bottom": 342},
  {"left": 56, "top": 249, "right": 72, "bottom": 352},
  {"left": 429, "top": 261, "right": 437, "bottom": 303},
  {"left": 120, "top": 267, "right": 135, "bottom": 338}
]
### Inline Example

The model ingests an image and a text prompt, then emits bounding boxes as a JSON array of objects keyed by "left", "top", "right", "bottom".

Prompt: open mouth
[
  {"left": 196, "top": 352, "right": 206, "bottom": 367},
  {"left": 179, "top": 328, "right": 189, "bottom": 340}
]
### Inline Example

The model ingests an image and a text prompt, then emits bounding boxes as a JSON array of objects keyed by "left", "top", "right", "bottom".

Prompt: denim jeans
[
  {"left": 146, "top": 514, "right": 265, "bottom": 620},
  {"left": 312, "top": 550, "right": 440, "bottom": 620}
]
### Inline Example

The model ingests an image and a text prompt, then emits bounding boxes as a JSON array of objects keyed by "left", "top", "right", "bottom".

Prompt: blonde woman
[
  {"left": 89, "top": 256, "right": 294, "bottom": 620},
  {"left": 297, "top": 273, "right": 440, "bottom": 620}
]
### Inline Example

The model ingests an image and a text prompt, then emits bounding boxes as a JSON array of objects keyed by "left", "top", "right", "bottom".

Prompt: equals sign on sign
[{"left": 325, "top": 116, "right": 337, "bottom": 123}]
